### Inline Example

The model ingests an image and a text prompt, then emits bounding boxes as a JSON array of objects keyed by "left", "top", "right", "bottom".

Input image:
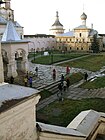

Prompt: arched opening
[{"left": 15, "top": 49, "right": 26, "bottom": 74}]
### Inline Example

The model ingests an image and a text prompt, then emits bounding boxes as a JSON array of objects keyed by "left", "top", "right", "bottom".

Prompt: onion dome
[{"left": 80, "top": 12, "right": 87, "bottom": 20}]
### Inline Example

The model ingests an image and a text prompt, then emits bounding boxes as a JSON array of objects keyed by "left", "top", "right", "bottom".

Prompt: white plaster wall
[
  {"left": 38, "top": 132, "right": 85, "bottom": 140},
  {"left": 26, "top": 37, "right": 56, "bottom": 52},
  {"left": 0, "top": 95, "right": 40, "bottom": 140},
  {"left": 74, "top": 30, "right": 89, "bottom": 40}
]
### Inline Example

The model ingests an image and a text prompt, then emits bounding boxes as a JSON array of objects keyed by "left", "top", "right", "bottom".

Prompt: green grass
[
  {"left": 39, "top": 89, "right": 52, "bottom": 100},
  {"left": 59, "top": 54, "right": 105, "bottom": 72},
  {"left": 66, "top": 72, "right": 83, "bottom": 85},
  {"left": 31, "top": 53, "right": 88, "bottom": 65},
  {"left": 37, "top": 98, "right": 105, "bottom": 127},
  {"left": 80, "top": 76, "right": 105, "bottom": 89},
  {"left": 28, "top": 52, "right": 42, "bottom": 58}
]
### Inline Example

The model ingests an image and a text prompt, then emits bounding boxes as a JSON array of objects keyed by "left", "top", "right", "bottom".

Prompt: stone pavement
[{"left": 29, "top": 59, "right": 105, "bottom": 89}]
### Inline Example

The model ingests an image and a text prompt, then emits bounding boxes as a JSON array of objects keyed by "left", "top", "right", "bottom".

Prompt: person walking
[
  {"left": 66, "top": 77, "right": 70, "bottom": 90},
  {"left": 57, "top": 83, "right": 63, "bottom": 101},
  {"left": 63, "top": 80, "right": 67, "bottom": 92},
  {"left": 10, "top": 76, "right": 14, "bottom": 84},
  {"left": 29, "top": 76, "right": 32, "bottom": 87},
  {"left": 52, "top": 69, "right": 56, "bottom": 80},
  {"left": 35, "top": 67, "right": 38, "bottom": 77},
  {"left": 61, "top": 74, "right": 64, "bottom": 85},
  {"left": 66, "top": 66, "right": 70, "bottom": 75},
  {"left": 58, "top": 83, "right": 63, "bottom": 95},
  {"left": 84, "top": 72, "right": 88, "bottom": 81},
  {"left": 24, "top": 77, "right": 28, "bottom": 87}
]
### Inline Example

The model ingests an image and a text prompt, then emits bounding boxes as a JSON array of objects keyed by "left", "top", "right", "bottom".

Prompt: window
[{"left": 80, "top": 33, "right": 81, "bottom": 37}]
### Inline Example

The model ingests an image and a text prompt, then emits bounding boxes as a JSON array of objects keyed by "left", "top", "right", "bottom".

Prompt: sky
[{"left": 11, "top": 0, "right": 105, "bottom": 35}]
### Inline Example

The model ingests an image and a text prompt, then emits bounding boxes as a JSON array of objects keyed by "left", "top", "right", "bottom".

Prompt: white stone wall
[
  {"left": 37, "top": 132, "right": 85, "bottom": 140},
  {"left": 0, "top": 95, "right": 40, "bottom": 140},
  {"left": 25, "top": 37, "right": 56, "bottom": 52}
]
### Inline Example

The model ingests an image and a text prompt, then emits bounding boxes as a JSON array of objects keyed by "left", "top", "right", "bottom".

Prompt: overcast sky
[{"left": 11, "top": 0, "right": 105, "bottom": 35}]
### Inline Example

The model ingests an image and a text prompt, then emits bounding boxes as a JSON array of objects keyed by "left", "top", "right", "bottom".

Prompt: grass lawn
[
  {"left": 31, "top": 53, "right": 88, "bottom": 65},
  {"left": 37, "top": 98, "right": 105, "bottom": 127},
  {"left": 80, "top": 76, "right": 105, "bottom": 89},
  {"left": 59, "top": 54, "right": 105, "bottom": 72}
]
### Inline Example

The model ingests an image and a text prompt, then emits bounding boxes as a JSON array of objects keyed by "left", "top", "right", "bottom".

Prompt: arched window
[{"left": 80, "top": 33, "right": 82, "bottom": 37}]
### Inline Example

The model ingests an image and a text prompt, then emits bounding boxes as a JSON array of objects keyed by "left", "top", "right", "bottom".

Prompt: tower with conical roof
[{"left": 50, "top": 11, "right": 64, "bottom": 36}]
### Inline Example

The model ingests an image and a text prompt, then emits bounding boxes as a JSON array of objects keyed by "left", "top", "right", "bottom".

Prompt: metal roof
[
  {"left": 74, "top": 25, "right": 88, "bottom": 29},
  {"left": 80, "top": 12, "right": 87, "bottom": 20},
  {"left": 52, "top": 19, "right": 63, "bottom": 27},
  {"left": 1, "top": 20, "right": 21, "bottom": 41},
  {"left": 36, "top": 122, "right": 85, "bottom": 137},
  {"left": 57, "top": 31, "right": 74, "bottom": 37},
  {"left": 52, "top": 11, "right": 63, "bottom": 27},
  {"left": 0, "top": 83, "right": 39, "bottom": 108},
  {"left": 0, "top": 15, "right": 7, "bottom": 24},
  {"left": 67, "top": 110, "right": 100, "bottom": 137}
]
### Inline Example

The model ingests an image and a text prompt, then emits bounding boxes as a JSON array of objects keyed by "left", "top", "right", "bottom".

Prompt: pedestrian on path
[
  {"left": 84, "top": 72, "right": 88, "bottom": 81},
  {"left": 29, "top": 76, "right": 32, "bottom": 87},
  {"left": 66, "top": 77, "right": 70, "bottom": 90},
  {"left": 57, "top": 83, "right": 63, "bottom": 101},
  {"left": 63, "top": 80, "right": 67, "bottom": 92},
  {"left": 66, "top": 66, "right": 70, "bottom": 75},
  {"left": 58, "top": 83, "right": 63, "bottom": 95},
  {"left": 24, "top": 77, "right": 28, "bottom": 87},
  {"left": 26, "top": 71, "right": 29, "bottom": 79},
  {"left": 35, "top": 67, "right": 38, "bottom": 77},
  {"left": 52, "top": 69, "right": 56, "bottom": 80},
  {"left": 61, "top": 74, "right": 64, "bottom": 85},
  {"left": 10, "top": 76, "right": 14, "bottom": 84}
]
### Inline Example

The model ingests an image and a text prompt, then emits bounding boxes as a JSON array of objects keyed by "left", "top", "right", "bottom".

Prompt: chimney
[{"left": 91, "top": 23, "right": 93, "bottom": 29}]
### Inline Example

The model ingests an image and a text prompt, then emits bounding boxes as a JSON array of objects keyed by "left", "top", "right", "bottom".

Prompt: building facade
[
  {"left": 56, "top": 12, "right": 103, "bottom": 52},
  {"left": 50, "top": 11, "right": 65, "bottom": 35}
]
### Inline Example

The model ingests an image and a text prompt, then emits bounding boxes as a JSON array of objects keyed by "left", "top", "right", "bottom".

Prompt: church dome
[
  {"left": 80, "top": 12, "right": 87, "bottom": 20},
  {"left": 52, "top": 11, "right": 63, "bottom": 27}
]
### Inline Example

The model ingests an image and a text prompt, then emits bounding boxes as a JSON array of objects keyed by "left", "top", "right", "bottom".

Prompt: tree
[{"left": 91, "top": 35, "right": 100, "bottom": 53}]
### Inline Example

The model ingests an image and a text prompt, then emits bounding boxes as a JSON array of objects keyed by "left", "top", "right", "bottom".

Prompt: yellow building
[{"left": 55, "top": 12, "right": 103, "bottom": 52}]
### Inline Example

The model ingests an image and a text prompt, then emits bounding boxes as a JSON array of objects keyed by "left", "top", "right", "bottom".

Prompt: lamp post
[
  {"left": 34, "top": 48, "right": 35, "bottom": 62},
  {"left": 51, "top": 46, "right": 54, "bottom": 64},
  {"left": 31, "top": 42, "right": 35, "bottom": 62}
]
